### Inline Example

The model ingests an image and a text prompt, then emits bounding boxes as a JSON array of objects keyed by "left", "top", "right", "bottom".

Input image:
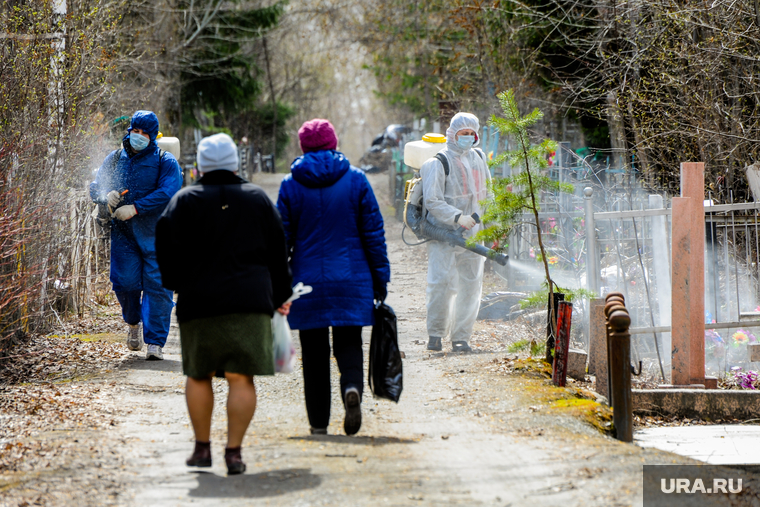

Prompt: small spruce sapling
[{"left": 471, "top": 90, "right": 572, "bottom": 358}]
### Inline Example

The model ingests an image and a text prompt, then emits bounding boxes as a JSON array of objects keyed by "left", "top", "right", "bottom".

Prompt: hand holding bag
[{"left": 273, "top": 282, "right": 312, "bottom": 373}]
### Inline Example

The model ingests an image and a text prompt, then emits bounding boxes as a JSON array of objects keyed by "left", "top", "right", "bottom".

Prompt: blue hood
[
  {"left": 128, "top": 110, "right": 160, "bottom": 141},
  {"left": 290, "top": 150, "right": 350, "bottom": 189}
]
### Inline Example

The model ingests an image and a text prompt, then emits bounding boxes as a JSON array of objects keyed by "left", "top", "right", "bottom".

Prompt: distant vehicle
[{"left": 359, "top": 124, "right": 412, "bottom": 173}]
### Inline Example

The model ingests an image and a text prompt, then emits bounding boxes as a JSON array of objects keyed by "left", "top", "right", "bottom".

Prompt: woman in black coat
[{"left": 156, "top": 133, "right": 292, "bottom": 475}]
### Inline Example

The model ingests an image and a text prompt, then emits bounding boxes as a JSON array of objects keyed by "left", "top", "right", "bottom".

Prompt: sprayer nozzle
[{"left": 490, "top": 252, "right": 508, "bottom": 266}]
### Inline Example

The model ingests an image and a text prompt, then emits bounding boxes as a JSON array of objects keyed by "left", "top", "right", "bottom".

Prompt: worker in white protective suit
[{"left": 421, "top": 112, "right": 492, "bottom": 353}]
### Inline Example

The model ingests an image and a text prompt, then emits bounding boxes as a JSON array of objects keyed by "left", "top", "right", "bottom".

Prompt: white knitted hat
[{"left": 197, "top": 133, "right": 238, "bottom": 172}]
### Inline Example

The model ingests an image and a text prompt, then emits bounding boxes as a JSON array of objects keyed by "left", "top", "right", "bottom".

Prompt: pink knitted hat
[{"left": 298, "top": 119, "right": 338, "bottom": 153}]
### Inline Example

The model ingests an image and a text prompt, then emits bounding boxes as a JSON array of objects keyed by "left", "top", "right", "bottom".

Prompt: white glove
[
  {"left": 457, "top": 214, "right": 477, "bottom": 230},
  {"left": 106, "top": 190, "right": 121, "bottom": 207},
  {"left": 114, "top": 205, "right": 137, "bottom": 221}
]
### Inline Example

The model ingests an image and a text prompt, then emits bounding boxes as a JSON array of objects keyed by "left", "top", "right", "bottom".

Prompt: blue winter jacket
[
  {"left": 277, "top": 150, "right": 390, "bottom": 330},
  {"left": 90, "top": 111, "right": 183, "bottom": 244}
]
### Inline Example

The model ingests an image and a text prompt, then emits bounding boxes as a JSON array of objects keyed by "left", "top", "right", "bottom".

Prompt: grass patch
[
  {"left": 507, "top": 339, "right": 530, "bottom": 353},
  {"left": 0, "top": 477, "right": 28, "bottom": 494},
  {"left": 513, "top": 357, "right": 552, "bottom": 378},
  {"left": 49, "top": 333, "right": 122, "bottom": 344},
  {"left": 508, "top": 339, "right": 547, "bottom": 357},
  {"left": 53, "top": 372, "right": 106, "bottom": 383},
  {"left": 511, "top": 359, "right": 613, "bottom": 434},
  {"left": 550, "top": 398, "right": 613, "bottom": 433},
  {"left": 17, "top": 371, "right": 109, "bottom": 386}
]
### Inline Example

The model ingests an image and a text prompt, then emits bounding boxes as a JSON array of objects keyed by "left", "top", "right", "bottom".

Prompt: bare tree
[
  {"left": 486, "top": 0, "right": 760, "bottom": 199},
  {"left": 1, "top": 0, "right": 125, "bottom": 354}
]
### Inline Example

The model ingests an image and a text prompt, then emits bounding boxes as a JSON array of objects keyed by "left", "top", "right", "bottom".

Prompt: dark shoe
[
  {"left": 343, "top": 387, "right": 362, "bottom": 436},
  {"left": 186, "top": 441, "right": 212, "bottom": 467},
  {"left": 310, "top": 427, "right": 327, "bottom": 435},
  {"left": 452, "top": 341, "right": 472, "bottom": 353},
  {"left": 225, "top": 447, "right": 246, "bottom": 475},
  {"left": 427, "top": 336, "right": 442, "bottom": 351}
]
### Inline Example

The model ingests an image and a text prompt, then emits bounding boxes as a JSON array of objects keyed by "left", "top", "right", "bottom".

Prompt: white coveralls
[{"left": 420, "top": 113, "right": 492, "bottom": 345}]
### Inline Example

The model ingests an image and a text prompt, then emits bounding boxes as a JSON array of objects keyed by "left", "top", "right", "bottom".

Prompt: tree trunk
[
  {"left": 606, "top": 91, "right": 628, "bottom": 172},
  {"left": 263, "top": 36, "right": 278, "bottom": 168}
]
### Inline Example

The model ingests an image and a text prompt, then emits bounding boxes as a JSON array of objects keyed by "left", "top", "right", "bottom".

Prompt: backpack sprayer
[{"left": 401, "top": 134, "right": 508, "bottom": 266}]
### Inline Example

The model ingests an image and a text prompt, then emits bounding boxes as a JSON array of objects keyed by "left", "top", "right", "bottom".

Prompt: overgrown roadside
[{"left": 0, "top": 172, "right": 694, "bottom": 507}]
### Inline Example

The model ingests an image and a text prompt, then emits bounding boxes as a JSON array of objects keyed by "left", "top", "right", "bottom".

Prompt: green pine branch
[{"left": 471, "top": 89, "right": 571, "bottom": 358}]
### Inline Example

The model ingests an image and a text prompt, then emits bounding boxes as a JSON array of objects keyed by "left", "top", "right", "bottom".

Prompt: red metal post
[{"left": 552, "top": 301, "right": 573, "bottom": 387}]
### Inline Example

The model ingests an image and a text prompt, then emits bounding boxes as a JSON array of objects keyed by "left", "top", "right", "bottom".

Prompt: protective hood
[
  {"left": 128, "top": 110, "right": 160, "bottom": 142},
  {"left": 446, "top": 112, "right": 481, "bottom": 155},
  {"left": 290, "top": 150, "right": 351, "bottom": 189}
]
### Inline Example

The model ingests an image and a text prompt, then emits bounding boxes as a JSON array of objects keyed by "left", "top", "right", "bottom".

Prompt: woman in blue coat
[{"left": 277, "top": 119, "right": 390, "bottom": 436}]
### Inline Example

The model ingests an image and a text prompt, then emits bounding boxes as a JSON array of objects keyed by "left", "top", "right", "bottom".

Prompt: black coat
[{"left": 156, "top": 171, "right": 293, "bottom": 323}]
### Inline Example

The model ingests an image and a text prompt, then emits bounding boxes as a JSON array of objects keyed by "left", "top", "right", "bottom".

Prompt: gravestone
[
  {"left": 568, "top": 348, "right": 588, "bottom": 381},
  {"left": 587, "top": 298, "right": 608, "bottom": 401}
]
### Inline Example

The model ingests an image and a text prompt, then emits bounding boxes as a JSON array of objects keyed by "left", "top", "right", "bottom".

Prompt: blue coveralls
[{"left": 90, "top": 111, "right": 183, "bottom": 347}]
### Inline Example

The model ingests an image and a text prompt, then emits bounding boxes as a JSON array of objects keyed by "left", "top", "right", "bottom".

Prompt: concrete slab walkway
[{"left": 635, "top": 426, "right": 760, "bottom": 465}]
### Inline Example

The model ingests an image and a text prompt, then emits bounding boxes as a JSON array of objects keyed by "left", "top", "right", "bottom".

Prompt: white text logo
[{"left": 661, "top": 478, "right": 742, "bottom": 494}]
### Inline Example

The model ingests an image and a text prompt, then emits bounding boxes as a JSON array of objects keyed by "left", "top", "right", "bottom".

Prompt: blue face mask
[
  {"left": 456, "top": 135, "right": 475, "bottom": 150},
  {"left": 129, "top": 132, "right": 149, "bottom": 151}
]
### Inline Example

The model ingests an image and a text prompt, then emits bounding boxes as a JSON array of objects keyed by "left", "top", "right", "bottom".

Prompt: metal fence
[
  {"left": 495, "top": 176, "right": 760, "bottom": 380},
  {"left": 391, "top": 132, "right": 760, "bottom": 379}
]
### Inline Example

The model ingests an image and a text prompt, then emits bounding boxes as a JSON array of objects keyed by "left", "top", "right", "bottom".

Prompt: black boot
[
  {"left": 343, "top": 388, "right": 362, "bottom": 436},
  {"left": 186, "top": 440, "right": 212, "bottom": 467},
  {"left": 225, "top": 446, "right": 246, "bottom": 475},
  {"left": 452, "top": 341, "right": 472, "bottom": 353},
  {"left": 427, "top": 336, "right": 442, "bottom": 351}
]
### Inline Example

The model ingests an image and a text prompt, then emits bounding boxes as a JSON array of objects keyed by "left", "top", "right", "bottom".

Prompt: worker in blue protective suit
[
  {"left": 420, "top": 112, "right": 492, "bottom": 353},
  {"left": 90, "top": 110, "right": 183, "bottom": 360}
]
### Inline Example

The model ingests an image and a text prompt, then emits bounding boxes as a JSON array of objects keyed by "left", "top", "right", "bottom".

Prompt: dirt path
[{"left": 1, "top": 172, "right": 692, "bottom": 507}]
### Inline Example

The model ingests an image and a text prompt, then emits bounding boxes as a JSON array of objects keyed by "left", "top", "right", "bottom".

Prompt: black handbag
[{"left": 369, "top": 302, "right": 403, "bottom": 402}]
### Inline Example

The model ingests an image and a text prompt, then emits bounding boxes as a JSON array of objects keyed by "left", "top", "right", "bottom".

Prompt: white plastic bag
[
  {"left": 272, "top": 282, "right": 312, "bottom": 373},
  {"left": 272, "top": 313, "right": 296, "bottom": 373}
]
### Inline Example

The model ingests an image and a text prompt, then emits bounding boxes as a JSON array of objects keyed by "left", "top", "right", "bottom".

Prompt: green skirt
[{"left": 179, "top": 313, "right": 274, "bottom": 378}]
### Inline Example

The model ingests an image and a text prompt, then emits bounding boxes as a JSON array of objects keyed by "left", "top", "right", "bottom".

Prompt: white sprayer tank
[
  {"left": 403, "top": 133, "right": 446, "bottom": 170},
  {"left": 156, "top": 135, "right": 181, "bottom": 161}
]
